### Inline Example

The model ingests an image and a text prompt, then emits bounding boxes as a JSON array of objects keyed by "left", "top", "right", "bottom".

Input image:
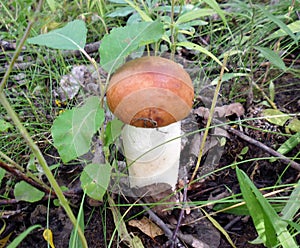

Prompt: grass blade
[
  {"left": 124, "top": 0, "right": 152, "bottom": 22},
  {"left": 176, "top": 8, "right": 215, "bottom": 24},
  {"left": 177, "top": 41, "right": 227, "bottom": 70},
  {"left": 277, "top": 132, "right": 300, "bottom": 155},
  {"left": 201, "top": 208, "right": 236, "bottom": 248},
  {"left": 258, "top": 6, "right": 297, "bottom": 43},
  {"left": 267, "top": 20, "right": 300, "bottom": 40},
  {"left": 236, "top": 167, "right": 297, "bottom": 247},
  {"left": 281, "top": 181, "right": 300, "bottom": 220},
  {"left": 7, "top": 225, "right": 41, "bottom": 248},
  {"left": 69, "top": 192, "right": 85, "bottom": 248},
  {"left": 202, "top": 0, "right": 227, "bottom": 27},
  {"left": 254, "top": 46, "right": 287, "bottom": 71}
]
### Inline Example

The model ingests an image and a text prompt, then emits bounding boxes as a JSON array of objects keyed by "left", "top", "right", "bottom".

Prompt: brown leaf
[
  {"left": 189, "top": 133, "right": 219, "bottom": 157},
  {"left": 193, "top": 103, "right": 245, "bottom": 120},
  {"left": 128, "top": 216, "right": 164, "bottom": 238},
  {"left": 224, "top": 103, "right": 245, "bottom": 117},
  {"left": 192, "top": 107, "right": 210, "bottom": 119}
]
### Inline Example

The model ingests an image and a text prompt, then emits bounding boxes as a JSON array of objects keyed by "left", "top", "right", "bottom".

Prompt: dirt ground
[
  {"left": 1, "top": 57, "right": 299, "bottom": 247},
  {"left": 1, "top": 67, "right": 300, "bottom": 248}
]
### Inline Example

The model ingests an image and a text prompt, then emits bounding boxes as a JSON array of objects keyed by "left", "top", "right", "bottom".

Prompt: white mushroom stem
[{"left": 121, "top": 121, "right": 181, "bottom": 189}]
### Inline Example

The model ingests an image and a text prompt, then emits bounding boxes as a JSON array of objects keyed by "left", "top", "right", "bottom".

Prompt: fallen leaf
[
  {"left": 287, "top": 118, "right": 300, "bottom": 132},
  {"left": 189, "top": 133, "right": 219, "bottom": 157},
  {"left": 262, "top": 109, "right": 290, "bottom": 126},
  {"left": 43, "top": 229, "right": 55, "bottom": 248},
  {"left": 222, "top": 103, "right": 245, "bottom": 117},
  {"left": 137, "top": 183, "right": 176, "bottom": 217},
  {"left": 58, "top": 65, "right": 90, "bottom": 101},
  {"left": 128, "top": 216, "right": 164, "bottom": 239},
  {"left": 193, "top": 103, "right": 245, "bottom": 120}
]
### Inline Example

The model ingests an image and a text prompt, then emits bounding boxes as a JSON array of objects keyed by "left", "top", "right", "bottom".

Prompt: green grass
[{"left": 0, "top": 0, "right": 299, "bottom": 247}]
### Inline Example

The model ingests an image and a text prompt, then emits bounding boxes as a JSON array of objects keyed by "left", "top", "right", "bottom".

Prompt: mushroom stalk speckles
[{"left": 122, "top": 122, "right": 181, "bottom": 189}]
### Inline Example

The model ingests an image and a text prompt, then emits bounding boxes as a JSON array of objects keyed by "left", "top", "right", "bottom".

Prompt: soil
[{"left": 1, "top": 55, "right": 299, "bottom": 248}]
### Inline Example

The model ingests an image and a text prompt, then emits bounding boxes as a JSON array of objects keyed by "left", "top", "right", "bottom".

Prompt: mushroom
[{"left": 106, "top": 56, "right": 194, "bottom": 192}]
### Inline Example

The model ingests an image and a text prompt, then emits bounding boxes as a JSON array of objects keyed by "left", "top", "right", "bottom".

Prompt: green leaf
[
  {"left": 176, "top": 8, "right": 215, "bottom": 24},
  {"left": 69, "top": 193, "right": 85, "bottom": 248},
  {"left": 107, "top": 6, "right": 134, "bottom": 17},
  {"left": 14, "top": 181, "right": 45, "bottom": 202},
  {"left": 281, "top": 180, "right": 300, "bottom": 221},
  {"left": 258, "top": 6, "right": 297, "bottom": 43},
  {"left": 104, "top": 119, "right": 123, "bottom": 146},
  {"left": 0, "top": 168, "right": 5, "bottom": 186},
  {"left": 177, "top": 41, "right": 227, "bottom": 69},
  {"left": 80, "top": 163, "right": 111, "bottom": 201},
  {"left": 0, "top": 119, "right": 13, "bottom": 132},
  {"left": 214, "top": 202, "right": 250, "bottom": 215},
  {"left": 269, "top": 81, "right": 275, "bottom": 102},
  {"left": 7, "top": 224, "right": 41, "bottom": 248},
  {"left": 124, "top": 0, "right": 152, "bottom": 22},
  {"left": 46, "top": 0, "right": 60, "bottom": 12},
  {"left": 236, "top": 168, "right": 273, "bottom": 246},
  {"left": 214, "top": 202, "right": 284, "bottom": 216},
  {"left": 254, "top": 46, "right": 287, "bottom": 71},
  {"left": 262, "top": 109, "right": 290, "bottom": 126},
  {"left": 267, "top": 20, "right": 300, "bottom": 40},
  {"left": 277, "top": 132, "right": 300, "bottom": 155},
  {"left": 287, "top": 118, "right": 300, "bottom": 132},
  {"left": 202, "top": 0, "right": 228, "bottom": 27},
  {"left": 240, "top": 146, "right": 249, "bottom": 155},
  {"left": 27, "top": 20, "right": 87, "bottom": 50},
  {"left": 51, "top": 96, "right": 104, "bottom": 163},
  {"left": 99, "top": 21, "right": 164, "bottom": 73},
  {"left": 236, "top": 167, "right": 297, "bottom": 248},
  {"left": 211, "top": 72, "right": 249, "bottom": 85}
]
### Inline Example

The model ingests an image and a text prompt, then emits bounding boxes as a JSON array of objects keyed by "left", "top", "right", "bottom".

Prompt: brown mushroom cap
[{"left": 106, "top": 56, "right": 194, "bottom": 127}]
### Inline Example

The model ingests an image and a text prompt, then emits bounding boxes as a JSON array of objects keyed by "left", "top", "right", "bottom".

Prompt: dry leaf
[
  {"left": 193, "top": 103, "right": 245, "bottom": 120},
  {"left": 138, "top": 183, "right": 177, "bottom": 217},
  {"left": 223, "top": 103, "right": 245, "bottom": 117},
  {"left": 128, "top": 216, "right": 164, "bottom": 238}
]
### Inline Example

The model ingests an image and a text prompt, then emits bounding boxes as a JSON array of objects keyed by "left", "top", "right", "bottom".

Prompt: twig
[
  {"left": 171, "top": 169, "right": 188, "bottom": 248},
  {"left": 139, "top": 197, "right": 209, "bottom": 247},
  {"left": 0, "top": 199, "right": 19, "bottom": 206},
  {"left": 139, "top": 199, "right": 176, "bottom": 241},
  {"left": 0, "top": 150, "right": 54, "bottom": 192},
  {"left": 0, "top": 41, "right": 101, "bottom": 74},
  {"left": 0, "top": 160, "right": 54, "bottom": 196},
  {"left": 227, "top": 125, "right": 300, "bottom": 171},
  {"left": 224, "top": 216, "right": 242, "bottom": 230},
  {"left": 189, "top": 54, "right": 228, "bottom": 184}
]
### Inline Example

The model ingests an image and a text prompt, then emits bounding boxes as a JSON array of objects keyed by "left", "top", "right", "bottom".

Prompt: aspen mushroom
[{"left": 106, "top": 56, "right": 194, "bottom": 192}]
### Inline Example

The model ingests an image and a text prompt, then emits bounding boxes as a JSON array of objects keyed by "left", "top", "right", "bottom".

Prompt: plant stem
[
  {"left": 80, "top": 48, "right": 106, "bottom": 106},
  {"left": 170, "top": 0, "right": 176, "bottom": 60},
  {"left": 0, "top": 1, "right": 43, "bottom": 92},
  {"left": 189, "top": 55, "right": 228, "bottom": 184},
  {"left": 0, "top": 1, "right": 87, "bottom": 246},
  {"left": 0, "top": 92, "right": 87, "bottom": 247}
]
